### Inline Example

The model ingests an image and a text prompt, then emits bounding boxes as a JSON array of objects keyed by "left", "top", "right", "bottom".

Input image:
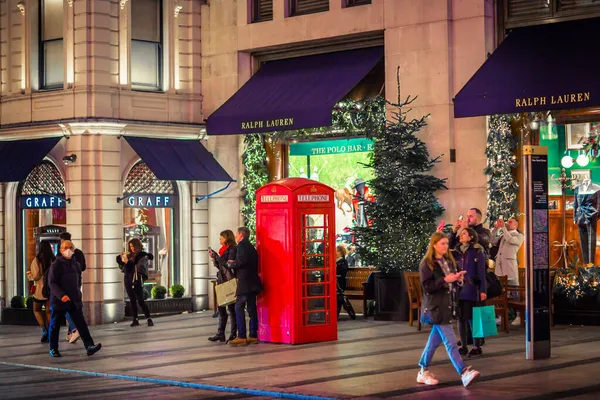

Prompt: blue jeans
[
  {"left": 65, "top": 312, "right": 76, "bottom": 332},
  {"left": 419, "top": 324, "right": 466, "bottom": 376},
  {"left": 235, "top": 293, "right": 258, "bottom": 339}
]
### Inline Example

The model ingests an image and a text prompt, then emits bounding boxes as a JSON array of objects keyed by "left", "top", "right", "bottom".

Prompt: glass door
[{"left": 301, "top": 213, "right": 330, "bottom": 326}]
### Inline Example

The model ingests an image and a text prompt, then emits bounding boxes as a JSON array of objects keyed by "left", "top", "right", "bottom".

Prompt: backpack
[{"left": 485, "top": 271, "right": 503, "bottom": 299}]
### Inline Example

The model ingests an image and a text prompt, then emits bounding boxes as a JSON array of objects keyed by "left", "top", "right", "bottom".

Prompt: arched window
[
  {"left": 123, "top": 162, "right": 179, "bottom": 290},
  {"left": 17, "top": 161, "right": 67, "bottom": 296}
]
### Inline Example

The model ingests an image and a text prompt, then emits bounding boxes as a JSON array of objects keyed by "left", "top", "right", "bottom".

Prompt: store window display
[{"left": 573, "top": 176, "right": 600, "bottom": 264}]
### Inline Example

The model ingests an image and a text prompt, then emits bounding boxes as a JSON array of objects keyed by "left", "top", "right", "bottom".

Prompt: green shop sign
[{"left": 289, "top": 138, "right": 374, "bottom": 156}]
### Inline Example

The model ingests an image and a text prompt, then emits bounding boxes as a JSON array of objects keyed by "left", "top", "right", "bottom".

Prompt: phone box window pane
[
  {"left": 131, "top": 41, "right": 159, "bottom": 89},
  {"left": 43, "top": 0, "right": 64, "bottom": 40},
  {"left": 44, "top": 40, "right": 64, "bottom": 87},
  {"left": 132, "top": 0, "right": 160, "bottom": 42}
]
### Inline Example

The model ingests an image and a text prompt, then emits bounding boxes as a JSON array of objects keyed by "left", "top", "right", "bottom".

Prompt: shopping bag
[
  {"left": 215, "top": 278, "right": 238, "bottom": 307},
  {"left": 472, "top": 305, "right": 498, "bottom": 338}
]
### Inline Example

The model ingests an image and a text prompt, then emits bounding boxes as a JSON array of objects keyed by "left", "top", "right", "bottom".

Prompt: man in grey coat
[{"left": 490, "top": 217, "right": 524, "bottom": 286}]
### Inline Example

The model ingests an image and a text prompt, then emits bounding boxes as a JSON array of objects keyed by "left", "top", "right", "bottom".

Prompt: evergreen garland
[
  {"left": 241, "top": 133, "right": 268, "bottom": 243},
  {"left": 352, "top": 95, "right": 447, "bottom": 273},
  {"left": 485, "top": 114, "right": 519, "bottom": 223}
]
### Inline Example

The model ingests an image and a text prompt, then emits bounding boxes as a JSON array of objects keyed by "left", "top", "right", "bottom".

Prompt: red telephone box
[{"left": 256, "top": 178, "right": 337, "bottom": 344}]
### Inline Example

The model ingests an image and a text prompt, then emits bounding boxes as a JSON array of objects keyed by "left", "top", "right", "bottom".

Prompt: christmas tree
[
  {"left": 353, "top": 90, "right": 446, "bottom": 273},
  {"left": 485, "top": 114, "right": 519, "bottom": 223},
  {"left": 241, "top": 133, "right": 269, "bottom": 243}
]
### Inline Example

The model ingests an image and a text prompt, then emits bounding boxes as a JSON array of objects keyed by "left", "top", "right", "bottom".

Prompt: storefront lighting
[
  {"left": 561, "top": 154, "right": 574, "bottom": 169},
  {"left": 62, "top": 154, "right": 77, "bottom": 165},
  {"left": 576, "top": 152, "right": 590, "bottom": 167}
]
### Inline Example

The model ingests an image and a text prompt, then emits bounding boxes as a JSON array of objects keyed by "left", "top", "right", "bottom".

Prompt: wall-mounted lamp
[{"left": 62, "top": 154, "right": 77, "bottom": 166}]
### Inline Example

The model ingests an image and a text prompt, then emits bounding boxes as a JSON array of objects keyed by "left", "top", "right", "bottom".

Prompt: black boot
[
  {"left": 86, "top": 343, "right": 102, "bottom": 356},
  {"left": 208, "top": 334, "right": 225, "bottom": 342},
  {"left": 130, "top": 319, "right": 140, "bottom": 327}
]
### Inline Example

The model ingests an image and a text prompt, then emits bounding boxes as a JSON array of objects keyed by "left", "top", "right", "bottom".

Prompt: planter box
[
  {"left": 373, "top": 272, "right": 410, "bottom": 322},
  {"left": 1, "top": 308, "right": 46, "bottom": 326},
  {"left": 554, "top": 294, "right": 600, "bottom": 326},
  {"left": 125, "top": 297, "right": 193, "bottom": 317}
]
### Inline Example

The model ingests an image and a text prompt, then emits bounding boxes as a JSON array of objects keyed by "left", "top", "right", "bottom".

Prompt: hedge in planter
[
  {"left": 152, "top": 285, "right": 167, "bottom": 300},
  {"left": 353, "top": 76, "right": 447, "bottom": 321},
  {"left": 170, "top": 284, "right": 185, "bottom": 299},
  {"left": 10, "top": 296, "right": 25, "bottom": 309}
]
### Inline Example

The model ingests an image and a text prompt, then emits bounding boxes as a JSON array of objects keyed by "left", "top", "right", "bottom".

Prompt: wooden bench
[{"left": 345, "top": 267, "right": 376, "bottom": 317}]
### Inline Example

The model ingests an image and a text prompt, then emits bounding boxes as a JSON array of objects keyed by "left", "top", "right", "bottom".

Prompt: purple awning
[
  {"left": 0, "top": 137, "right": 62, "bottom": 182},
  {"left": 125, "top": 137, "right": 234, "bottom": 182},
  {"left": 206, "top": 47, "right": 384, "bottom": 135},
  {"left": 454, "top": 18, "right": 600, "bottom": 118}
]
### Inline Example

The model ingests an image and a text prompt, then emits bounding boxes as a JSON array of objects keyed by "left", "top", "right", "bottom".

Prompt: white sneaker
[
  {"left": 417, "top": 370, "right": 439, "bottom": 385},
  {"left": 511, "top": 317, "right": 521, "bottom": 326},
  {"left": 69, "top": 329, "right": 80, "bottom": 344},
  {"left": 461, "top": 366, "right": 480, "bottom": 387}
]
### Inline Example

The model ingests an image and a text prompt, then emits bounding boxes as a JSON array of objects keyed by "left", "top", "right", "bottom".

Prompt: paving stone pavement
[{"left": 0, "top": 311, "right": 599, "bottom": 399}]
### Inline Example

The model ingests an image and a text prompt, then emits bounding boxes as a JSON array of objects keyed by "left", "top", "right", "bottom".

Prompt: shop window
[
  {"left": 40, "top": 0, "right": 64, "bottom": 89},
  {"left": 252, "top": 0, "right": 273, "bottom": 22},
  {"left": 290, "top": 0, "right": 329, "bottom": 16},
  {"left": 131, "top": 0, "right": 163, "bottom": 91},
  {"left": 17, "top": 161, "right": 67, "bottom": 296},
  {"left": 346, "top": 0, "right": 371, "bottom": 7},
  {"left": 123, "top": 162, "right": 179, "bottom": 290}
]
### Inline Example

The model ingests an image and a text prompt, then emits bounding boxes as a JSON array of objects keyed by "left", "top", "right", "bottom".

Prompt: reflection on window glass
[
  {"left": 305, "top": 270, "right": 325, "bottom": 283},
  {"left": 307, "top": 298, "right": 325, "bottom": 311},
  {"left": 304, "top": 214, "right": 325, "bottom": 228},
  {"left": 306, "top": 255, "right": 324, "bottom": 268},
  {"left": 306, "top": 312, "right": 327, "bottom": 325},
  {"left": 305, "top": 241, "right": 326, "bottom": 255},
  {"left": 307, "top": 284, "right": 326, "bottom": 297},
  {"left": 305, "top": 227, "right": 325, "bottom": 241}
]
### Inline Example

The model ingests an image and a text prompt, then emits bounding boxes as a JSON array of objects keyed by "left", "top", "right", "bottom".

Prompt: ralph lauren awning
[
  {"left": 0, "top": 137, "right": 62, "bottom": 182},
  {"left": 125, "top": 137, "right": 233, "bottom": 182},
  {"left": 454, "top": 18, "right": 600, "bottom": 118},
  {"left": 206, "top": 47, "right": 384, "bottom": 135}
]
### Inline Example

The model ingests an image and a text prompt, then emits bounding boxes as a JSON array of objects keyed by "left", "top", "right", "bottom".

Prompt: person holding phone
[
  {"left": 417, "top": 232, "right": 480, "bottom": 388},
  {"left": 208, "top": 230, "right": 238, "bottom": 343},
  {"left": 47, "top": 240, "right": 101, "bottom": 357}
]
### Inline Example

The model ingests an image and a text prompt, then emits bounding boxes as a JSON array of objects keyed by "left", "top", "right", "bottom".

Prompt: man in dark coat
[
  {"left": 47, "top": 240, "right": 101, "bottom": 357},
  {"left": 450, "top": 208, "right": 491, "bottom": 256},
  {"left": 227, "top": 227, "right": 262, "bottom": 347}
]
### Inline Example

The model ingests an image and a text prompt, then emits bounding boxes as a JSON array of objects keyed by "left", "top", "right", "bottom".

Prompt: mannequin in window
[{"left": 574, "top": 177, "right": 600, "bottom": 264}]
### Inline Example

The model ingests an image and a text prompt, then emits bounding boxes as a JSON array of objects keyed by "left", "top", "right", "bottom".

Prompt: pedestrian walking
[
  {"left": 208, "top": 230, "right": 238, "bottom": 343},
  {"left": 117, "top": 238, "right": 154, "bottom": 327},
  {"left": 417, "top": 232, "right": 480, "bottom": 387},
  {"left": 227, "top": 227, "right": 262, "bottom": 347},
  {"left": 336, "top": 245, "right": 349, "bottom": 316},
  {"left": 59, "top": 232, "right": 87, "bottom": 344},
  {"left": 47, "top": 240, "right": 101, "bottom": 357},
  {"left": 26, "top": 241, "right": 54, "bottom": 342},
  {"left": 452, "top": 228, "right": 487, "bottom": 357}
]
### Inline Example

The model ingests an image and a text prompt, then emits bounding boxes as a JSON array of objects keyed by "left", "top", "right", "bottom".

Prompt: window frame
[
  {"left": 39, "top": 0, "right": 64, "bottom": 91},
  {"left": 346, "top": 0, "right": 372, "bottom": 7},
  {"left": 130, "top": 0, "right": 164, "bottom": 92},
  {"left": 252, "top": 0, "right": 274, "bottom": 23},
  {"left": 290, "top": 0, "right": 330, "bottom": 17}
]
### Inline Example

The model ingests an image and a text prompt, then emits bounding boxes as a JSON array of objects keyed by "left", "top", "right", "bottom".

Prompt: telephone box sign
[
  {"left": 260, "top": 195, "right": 289, "bottom": 203},
  {"left": 297, "top": 194, "right": 330, "bottom": 202}
]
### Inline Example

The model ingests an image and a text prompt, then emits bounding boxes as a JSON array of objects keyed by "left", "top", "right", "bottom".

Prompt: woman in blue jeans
[{"left": 417, "top": 232, "right": 480, "bottom": 387}]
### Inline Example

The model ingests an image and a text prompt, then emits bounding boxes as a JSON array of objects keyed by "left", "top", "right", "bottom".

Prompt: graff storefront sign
[
  {"left": 21, "top": 195, "right": 66, "bottom": 209},
  {"left": 124, "top": 195, "right": 175, "bottom": 208}
]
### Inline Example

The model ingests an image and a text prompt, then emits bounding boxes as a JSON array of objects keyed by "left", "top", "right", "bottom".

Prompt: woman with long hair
[
  {"left": 116, "top": 238, "right": 154, "bottom": 327},
  {"left": 27, "top": 241, "right": 55, "bottom": 342},
  {"left": 208, "top": 230, "right": 238, "bottom": 343},
  {"left": 452, "top": 227, "right": 487, "bottom": 357},
  {"left": 417, "top": 232, "right": 480, "bottom": 388}
]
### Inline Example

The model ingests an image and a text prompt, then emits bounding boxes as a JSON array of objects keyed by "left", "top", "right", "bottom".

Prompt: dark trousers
[
  {"left": 125, "top": 280, "right": 151, "bottom": 320},
  {"left": 579, "top": 220, "right": 598, "bottom": 264},
  {"left": 218, "top": 304, "right": 237, "bottom": 336},
  {"left": 235, "top": 293, "right": 258, "bottom": 339},
  {"left": 49, "top": 305, "right": 94, "bottom": 350},
  {"left": 458, "top": 300, "right": 482, "bottom": 348}
]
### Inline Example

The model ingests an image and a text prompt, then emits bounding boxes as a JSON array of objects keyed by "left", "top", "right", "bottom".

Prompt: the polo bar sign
[
  {"left": 22, "top": 195, "right": 66, "bottom": 209},
  {"left": 124, "top": 195, "right": 175, "bottom": 208},
  {"left": 298, "top": 194, "right": 330, "bottom": 202},
  {"left": 260, "top": 195, "right": 289, "bottom": 203},
  {"left": 516, "top": 92, "right": 590, "bottom": 108}
]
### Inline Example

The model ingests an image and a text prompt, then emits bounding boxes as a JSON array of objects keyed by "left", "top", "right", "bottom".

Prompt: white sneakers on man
[
  {"left": 512, "top": 316, "right": 522, "bottom": 326},
  {"left": 461, "top": 366, "right": 481, "bottom": 387},
  {"left": 417, "top": 370, "right": 439, "bottom": 385}
]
